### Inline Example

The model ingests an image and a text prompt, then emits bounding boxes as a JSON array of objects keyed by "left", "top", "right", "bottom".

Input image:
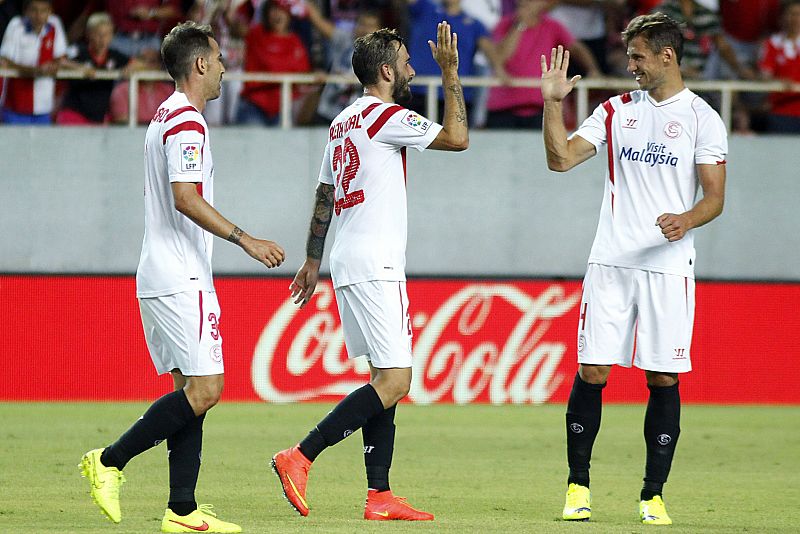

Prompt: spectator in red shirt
[
  {"left": 104, "top": 0, "right": 182, "bottom": 57},
  {"left": 236, "top": 0, "right": 311, "bottom": 126},
  {"left": 759, "top": 0, "right": 800, "bottom": 132}
]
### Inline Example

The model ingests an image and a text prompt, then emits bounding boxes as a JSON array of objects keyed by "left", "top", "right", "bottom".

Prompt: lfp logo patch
[
  {"left": 181, "top": 143, "right": 201, "bottom": 172},
  {"left": 401, "top": 110, "right": 430, "bottom": 135}
]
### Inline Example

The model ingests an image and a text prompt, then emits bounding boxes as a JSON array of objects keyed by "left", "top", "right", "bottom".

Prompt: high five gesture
[{"left": 541, "top": 45, "right": 582, "bottom": 103}]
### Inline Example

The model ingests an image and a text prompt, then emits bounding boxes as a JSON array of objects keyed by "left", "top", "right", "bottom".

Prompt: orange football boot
[
  {"left": 363, "top": 489, "right": 434, "bottom": 521},
  {"left": 271, "top": 445, "right": 312, "bottom": 517}
]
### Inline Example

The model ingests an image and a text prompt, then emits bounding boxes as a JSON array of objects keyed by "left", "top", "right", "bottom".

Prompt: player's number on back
[{"left": 332, "top": 137, "right": 365, "bottom": 215}]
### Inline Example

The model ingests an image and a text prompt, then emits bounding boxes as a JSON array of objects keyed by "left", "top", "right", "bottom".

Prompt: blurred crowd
[{"left": 1, "top": 0, "right": 799, "bottom": 132}]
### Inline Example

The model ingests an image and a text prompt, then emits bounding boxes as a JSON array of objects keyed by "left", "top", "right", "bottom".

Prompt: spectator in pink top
[
  {"left": 104, "top": 0, "right": 182, "bottom": 57},
  {"left": 486, "top": 0, "right": 600, "bottom": 128},
  {"left": 108, "top": 46, "right": 173, "bottom": 124}
]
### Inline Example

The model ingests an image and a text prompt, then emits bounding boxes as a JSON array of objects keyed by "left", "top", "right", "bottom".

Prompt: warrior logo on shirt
[
  {"left": 401, "top": 110, "right": 430, "bottom": 134},
  {"left": 181, "top": 143, "right": 201, "bottom": 172}
]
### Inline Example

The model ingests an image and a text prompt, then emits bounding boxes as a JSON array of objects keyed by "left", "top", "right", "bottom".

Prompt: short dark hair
[
  {"left": 622, "top": 12, "right": 684, "bottom": 65},
  {"left": 161, "top": 21, "right": 215, "bottom": 81},
  {"left": 352, "top": 28, "right": 404, "bottom": 86}
]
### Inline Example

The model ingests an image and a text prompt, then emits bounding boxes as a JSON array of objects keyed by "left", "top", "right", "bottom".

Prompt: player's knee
[
  {"left": 579, "top": 365, "right": 610, "bottom": 385},
  {"left": 645, "top": 371, "right": 678, "bottom": 387}
]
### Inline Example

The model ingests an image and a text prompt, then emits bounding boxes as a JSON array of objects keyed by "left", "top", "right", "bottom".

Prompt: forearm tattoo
[
  {"left": 227, "top": 225, "right": 243, "bottom": 244},
  {"left": 307, "top": 183, "right": 335, "bottom": 260},
  {"left": 448, "top": 83, "right": 467, "bottom": 123}
]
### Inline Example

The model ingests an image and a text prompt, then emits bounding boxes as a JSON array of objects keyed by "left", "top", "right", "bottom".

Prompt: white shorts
[
  {"left": 577, "top": 264, "right": 695, "bottom": 373},
  {"left": 335, "top": 281, "right": 413, "bottom": 369},
  {"left": 139, "top": 290, "right": 224, "bottom": 376}
]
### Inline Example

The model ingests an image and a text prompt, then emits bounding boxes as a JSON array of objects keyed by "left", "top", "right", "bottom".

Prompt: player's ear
[
  {"left": 380, "top": 62, "right": 393, "bottom": 83},
  {"left": 196, "top": 54, "right": 207, "bottom": 75},
  {"left": 662, "top": 46, "right": 675, "bottom": 65}
]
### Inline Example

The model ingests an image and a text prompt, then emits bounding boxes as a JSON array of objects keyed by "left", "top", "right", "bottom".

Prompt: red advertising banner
[{"left": 1, "top": 276, "right": 797, "bottom": 403}]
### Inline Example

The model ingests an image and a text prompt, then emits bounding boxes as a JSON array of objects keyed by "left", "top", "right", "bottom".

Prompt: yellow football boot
[
  {"left": 162, "top": 504, "right": 242, "bottom": 533},
  {"left": 79, "top": 448, "right": 125, "bottom": 523},
  {"left": 562, "top": 483, "right": 591, "bottom": 521},
  {"left": 640, "top": 495, "right": 673, "bottom": 525}
]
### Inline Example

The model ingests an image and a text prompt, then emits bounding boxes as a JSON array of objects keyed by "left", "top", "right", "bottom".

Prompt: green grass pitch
[{"left": 1, "top": 402, "right": 798, "bottom": 533}]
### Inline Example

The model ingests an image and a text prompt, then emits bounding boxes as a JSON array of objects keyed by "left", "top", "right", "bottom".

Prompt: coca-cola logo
[{"left": 251, "top": 282, "right": 581, "bottom": 404}]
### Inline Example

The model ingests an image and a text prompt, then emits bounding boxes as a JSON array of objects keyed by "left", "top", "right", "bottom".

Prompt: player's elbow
[{"left": 546, "top": 157, "right": 572, "bottom": 172}]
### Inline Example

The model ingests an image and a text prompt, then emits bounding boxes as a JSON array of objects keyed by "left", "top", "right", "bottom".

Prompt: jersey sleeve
[
  {"left": 693, "top": 100, "right": 728, "bottom": 165},
  {"left": 318, "top": 141, "right": 334, "bottom": 185},
  {"left": 570, "top": 102, "right": 607, "bottom": 149},
  {"left": 162, "top": 113, "right": 207, "bottom": 182},
  {"left": 0, "top": 17, "right": 21, "bottom": 60},
  {"left": 52, "top": 16, "right": 67, "bottom": 58},
  {"left": 369, "top": 106, "right": 443, "bottom": 152}
]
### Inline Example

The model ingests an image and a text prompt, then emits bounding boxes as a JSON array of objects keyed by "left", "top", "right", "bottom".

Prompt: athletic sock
[
  {"left": 642, "top": 382, "right": 681, "bottom": 501},
  {"left": 363, "top": 404, "right": 396, "bottom": 492},
  {"left": 565, "top": 373, "right": 605, "bottom": 488},
  {"left": 167, "top": 412, "right": 205, "bottom": 516},
  {"left": 101, "top": 389, "right": 196, "bottom": 470},
  {"left": 299, "top": 384, "right": 385, "bottom": 462}
]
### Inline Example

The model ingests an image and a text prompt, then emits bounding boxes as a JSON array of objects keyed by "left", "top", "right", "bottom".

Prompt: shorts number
[{"left": 332, "top": 137, "right": 364, "bottom": 214}]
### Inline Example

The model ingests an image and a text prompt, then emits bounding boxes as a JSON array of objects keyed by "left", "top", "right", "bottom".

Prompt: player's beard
[{"left": 391, "top": 68, "right": 412, "bottom": 104}]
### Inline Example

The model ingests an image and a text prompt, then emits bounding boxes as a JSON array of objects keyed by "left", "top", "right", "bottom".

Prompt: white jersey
[
  {"left": 319, "top": 96, "right": 443, "bottom": 288},
  {"left": 0, "top": 15, "right": 67, "bottom": 114},
  {"left": 137, "top": 91, "right": 215, "bottom": 297},
  {"left": 572, "top": 88, "right": 727, "bottom": 278}
]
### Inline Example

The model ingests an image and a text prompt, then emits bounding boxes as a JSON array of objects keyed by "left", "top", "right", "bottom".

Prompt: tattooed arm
[
  {"left": 290, "top": 182, "right": 335, "bottom": 307},
  {"left": 427, "top": 21, "right": 469, "bottom": 152}
]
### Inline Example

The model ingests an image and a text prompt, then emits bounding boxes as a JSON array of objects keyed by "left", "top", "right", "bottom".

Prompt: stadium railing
[{"left": 1, "top": 67, "right": 798, "bottom": 130}]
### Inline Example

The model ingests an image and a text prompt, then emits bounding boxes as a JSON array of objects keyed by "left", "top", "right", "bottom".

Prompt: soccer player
[
  {"left": 541, "top": 13, "right": 727, "bottom": 525},
  {"left": 79, "top": 21, "right": 285, "bottom": 533},
  {"left": 272, "top": 22, "right": 468, "bottom": 521}
]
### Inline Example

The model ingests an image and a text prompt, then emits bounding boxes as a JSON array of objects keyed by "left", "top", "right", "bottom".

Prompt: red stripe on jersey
[
  {"left": 196, "top": 183, "right": 203, "bottom": 196},
  {"left": 716, "top": 160, "right": 726, "bottom": 165},
  {"left": 163, "top": 121, "right": 205, "bottom": 144},
  {"left": 367, "top": 105, "right": 404, "bottom": 139},
  {"left": 602, "top": 100, "right": 616, "bottom": 214},
  {"left": 165, "top": 106, "right": 197, "bottom": 123},
  {"left": 621, "top": 92, "right": 632, "bottom": 104},
  {"left": 401, "top": 146, "right": 407, "bottom": 185},
  {"left": 198, "top": 291, "right": 204, "bottom": 341},
  {"left": 38, "top": 25, "right": 55, "bottom": 65},
  {"left": 361, "top": 102, "right": 380, "bottom": 118}
]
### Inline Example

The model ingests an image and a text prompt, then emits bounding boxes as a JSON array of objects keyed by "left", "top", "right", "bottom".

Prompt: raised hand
[
  {"left": 429, "top": 21, "right": 459, "bottom": 73},
  {"left": 541, "top": 45, "right": 581, "bottom": 103}
]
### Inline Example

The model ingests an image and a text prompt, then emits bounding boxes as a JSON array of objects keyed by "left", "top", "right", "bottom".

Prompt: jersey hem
[{"left": 587, "top": 260, "right": 695, "bottom": 279}]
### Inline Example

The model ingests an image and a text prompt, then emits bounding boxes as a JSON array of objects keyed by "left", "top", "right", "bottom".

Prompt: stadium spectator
[
  {"left": 108, "top": 46, "right": 173, "bottom": 124},
  {"left": 485, "top": 0, "right": 600, "bottom": 129},
  {"left": 104, "top": 0, "right": 183, "bottom": 57},
  {"left": 406, "top": 0, "right": 506, "bottom": 124},
  {"left": 542, "top": 13, "right": 727, "bottom": 526},
  {"left": 187, "top": 0, "right": 249, "bottom": 124},
  {"left": 236, "top": 0, "right": 311, "bottom": 125},
  {"left": 303, "top": 2, "right": 382, "bottom": 123},
  {"left": 548, "top": 0, "right": 626, "bottom": 75},
  {"left": 56, "top": 12, "right": 131, "bottom": 124},
  {"left": 652, "top": 0, "right": 755, "bottom": 80},
  {"left": 0, "top": 0, "right": 67, "bottom": 124},
  {"left": 79, "top": 21, "right": 283, "bottom": 532},
  {"left": 709, "top": 0, "right": 781, "bottom": 132},
  {"left": 758, "top": 0, "right": 800, "bottom": 133}
]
